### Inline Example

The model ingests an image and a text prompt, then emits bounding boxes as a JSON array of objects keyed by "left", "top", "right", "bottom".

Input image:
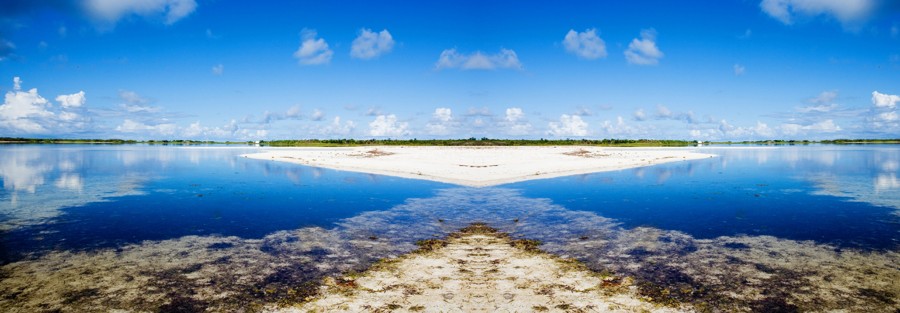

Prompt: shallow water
[{"left": 0, "top": 144, "right": 897, "bottom": 311}]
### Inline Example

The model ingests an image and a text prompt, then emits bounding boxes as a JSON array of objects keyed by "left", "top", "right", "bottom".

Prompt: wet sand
[
  {"left": 274, "top": 224, "right": 685, "bottom": 313},
  {"left": 242, "top": 146, "right": 714, "bottom": 187}
]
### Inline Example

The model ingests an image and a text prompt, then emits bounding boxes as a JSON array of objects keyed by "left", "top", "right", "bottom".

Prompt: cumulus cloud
[
  {"left": 0, "top": 77, "right": 90, "bottom": 134},
  {"left": 425, "top": 108, "right": 456, "bottom": 136},
  {"left": 547, "top": 114, "right": 588, "bottom": 137},
  {"left": 624, "top": 29, "right": 663, "bottom": 65},
  {"left": 501, "top": 107, "right": 532, "bottom": 136},
  {"left": 465, "top": 107, "right": 492, "bottom": 117},
  {"left": 211, "top": 64, "right": 223, "bottom": 75},
  {"left": 505, "top": 107, "right": 524, "bottom": 122},
  {"left": 435, "top": 48, "right": 523, "bottom": 70},
  {"left": 872, "top": 91, "right": 899, "bottom": 109},
  {"left": 293, "top": 29, "right": 333, "bottom": 65},
  {"left": 563, "top": 29, "right": 607, "bottom": 59},
  {"left": 797, "top": 91, "right": 839, "bottom": 112},
  {"left": 316, "top": 116, "right": 355, "bottom": 137},
  {"left": 870, "top": 91, "right": 899, "bottom": 130},
  {"left": 83, "top": 0, "right": 198, "bottom": 25},
  {"left": 734, "top": 64, "right": 746, "bottom": 76},
  {"left": 368, "top": 114, "right": 409, "bottom": 137},
  {"left": 759, "top": 0, "right": 876, "bottom": 26},
  {"left": 55, "top": 91, "right": 86, "bottom": 109},
  {"left": 351, "top": 28, "right": 394, "bottom": 59}
]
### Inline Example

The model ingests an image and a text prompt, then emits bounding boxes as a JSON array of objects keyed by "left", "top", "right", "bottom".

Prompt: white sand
[
  {"left": 243, "top": 146, "right": 714, "bottom": 187},
  {"left": 273, "top": 225, "right": 685, "bottom": 313}
]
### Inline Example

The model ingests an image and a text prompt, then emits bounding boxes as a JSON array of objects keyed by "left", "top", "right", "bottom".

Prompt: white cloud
[
  {"left": 0, "top": 81, "right": 53, "bottom": 133},
  {"left": 211, "top": 64, "right": 223, "bottom": 75},
  {"left": 502, "top": 107, "right": 531, "bottom": 136},
  {"left": 83, "top": 0, "right": 198, "bottom": 25},
  {"left": 633, "top": 109, "right": 647, "bottom": 121},
  {"left": 285, "top": 105, "right": 303, "bottom": 119},
  {"left": 876, "top": 111, "right": 898, "bottom": 122},
  {"left": 293, "top": 29, "right": 333, "bottom": 66},
  {"left": 563, "top": 29, "right": 607, "bottom": 59},
  {"left": 317, "top": 116, "right": 355, "bottom": 137},
  {"left": 118, "top": 90, "right": 159, "bottom": 113},
  {"left": 433, "top": 108, "right": 452, "bottom": 122},
  {"left": 505, "top": 108, "right": 524, "bottom": 122},
  {"left": 351, "top": 28, "right": 395, "bottom": 59},
  {"left": 872, "top": 91, "right": 899, "bottom": 109},
  {"left": 759, "top": 0, "right": 875, "bottom": 26},
  {"left": 368, "top": 114, "right": 409, "bottom": 137},
  {"left": 55, "top": 91, "right": 85, "bottom": 109},
  {"left": 734, "top": 64, "right": 746, "bottom": 76},
  {"left": 0, "top": 78, "right": 91, "bottom": 134},
  {"left": 311, "top": 109, "right": 325, "bottom": 121},
  {"left": 780, "top": 119, "right": 841, "bottom": 135},
  {"left": 115, "top": 119, "right": 177, "bottom": 136},
  {"left": 624, "top": 29, "right": 664, "bottom": 65},
  {"left": 811, "top": 90, "right": 838, "bottom": 104},
  {"left": 435, "top": 48, "right": 523, "bottom": 70},
  {"left": 547, "top": 114, "right": 588, "bottom": 137},
  {"left": 426, "top": 108, "right": 455, "bottom": 136}
]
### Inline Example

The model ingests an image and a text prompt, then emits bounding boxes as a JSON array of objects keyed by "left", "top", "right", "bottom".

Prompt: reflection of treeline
[
  {"left": 714, "top": 139, "right": 900, "bottom": 145},
  {"left": 0, "top": 137, "right": 137, "bottom": 144},
  {"left": 262, "top": 138, "right": 696, "bottom": 147},
  {"left": 0, "top": 137, "right": 258, "bottom": 145}
]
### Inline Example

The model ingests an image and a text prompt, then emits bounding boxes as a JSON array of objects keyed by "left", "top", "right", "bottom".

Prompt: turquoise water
[{"left": 0, "top": 144, "right": 897, "bottom": 311}]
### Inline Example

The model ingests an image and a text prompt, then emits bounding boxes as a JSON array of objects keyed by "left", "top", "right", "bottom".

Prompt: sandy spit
[
  {"left": 270, "top": 224, "right": 686, "bottom": 313},
  {"left": 243, "top": 146, "right": 714, "bottom": 187}
]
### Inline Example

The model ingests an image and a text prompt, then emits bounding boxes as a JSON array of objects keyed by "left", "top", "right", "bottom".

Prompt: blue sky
[{"left": 0, "top": 0, "right": 898, "bottom": 140}]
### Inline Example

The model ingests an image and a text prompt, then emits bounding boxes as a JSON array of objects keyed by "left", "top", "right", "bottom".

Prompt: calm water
[
  {"left": 0, "top": 145, "right": 898, "bottom": 261},
  {"left": 1, "top": 144, "right": 899, "bottom": 311}
]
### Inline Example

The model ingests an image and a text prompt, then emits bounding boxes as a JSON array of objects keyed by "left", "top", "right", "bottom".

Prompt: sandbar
[{"left": 243, "top": 146, "right": 714, "bottom": 187}]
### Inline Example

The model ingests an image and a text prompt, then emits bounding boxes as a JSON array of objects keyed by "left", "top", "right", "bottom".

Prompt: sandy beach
[{"left": 243, "top": 146, "right": 714, "bottom": 187}]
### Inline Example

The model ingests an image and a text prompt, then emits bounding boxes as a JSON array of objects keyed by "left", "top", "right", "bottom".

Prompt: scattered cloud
[
  {"left": 310, "top": 108, "right": 325, "bottom": 121},
  {"left": 501, "top": 107, "right": 532, "bottom": 136},
  {"left": 870, "top": 90, "right": 899, "bottom": 130},
  {"left": 465, "top": 107, "right": 492, "bottom": 117},
  {"left": 547, "top": 114, "right": 588, "bottom": 137},
  {"left": 211, "top": 64, "right": 223, "bottom": 75},
  {"left": 368, "top": 114, "right": 409, "bottom": 137},
  {"left": 435, "top": 48, "right": 523, "bottom": 70},
  {"left": 624, "top": 29, "right": 663, "bottom": 65},
  {"left": 115, "top": 119, "right": 176, "bottom": 136},
  {"left": 117, "top": 90, "right": 159, "bottom": 113},
  {"left": 293, "top": 29, "right": 332, "bottom": 66},
  {"left": 759, "top": 0, "right": 876, "bottom": 27},
  {"left": 425, "top": 108, "right": 456, "bottom": 136},
  {"left": 55, "top": 91, "right": 86, "bottom": 109},
  {"left": 872, "top": 91, "right": 899, "bottom": 109},
  {"left": 781, "top": 119, "right": 841, "bottom": 135},
  {"left": 315, "top": 116, "right": 355, "bottom": 137},
  {"left": 365, "top": 107, "right": 383, "bottom": 116},
  {"left": 563, "top": 28, "right": 607, "bottom": 59},
  {"left": 573, "top": 106, "right": 593, "bottom": 116},
  {"left": 734, "top": 64, "right": 746, "bottom": 76},
  {"left": 351, "top": 28, "right": 394, "bottom": 59},
  {"left": 0, "top": 39, "right": 14, "bottom": 61},
  {"left": 0, "top": 77, "right": 90, "bottom": 134},
  {"left": 633, "top": 109, "right": 647, "bottom": 121},
  {"left": 83, "top": 0, "right": 198, "bottom": 26}
]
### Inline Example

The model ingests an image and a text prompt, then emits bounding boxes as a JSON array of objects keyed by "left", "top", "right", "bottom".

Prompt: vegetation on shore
[{"left": 3, "top": 136, "right": 899, "bottom": 146}]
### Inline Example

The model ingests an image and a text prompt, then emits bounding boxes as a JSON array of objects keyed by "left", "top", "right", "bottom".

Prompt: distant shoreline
[{"left": 2, "top": 137, "right": 898, "bottom": 147}]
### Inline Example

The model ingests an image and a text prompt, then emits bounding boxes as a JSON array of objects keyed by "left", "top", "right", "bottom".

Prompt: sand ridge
[
  {"left": 275, "top": 224, "right": 685, "bottom": 313},
  {"left": 243, "top": 146, "right": 714, "bottom": 187}
]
